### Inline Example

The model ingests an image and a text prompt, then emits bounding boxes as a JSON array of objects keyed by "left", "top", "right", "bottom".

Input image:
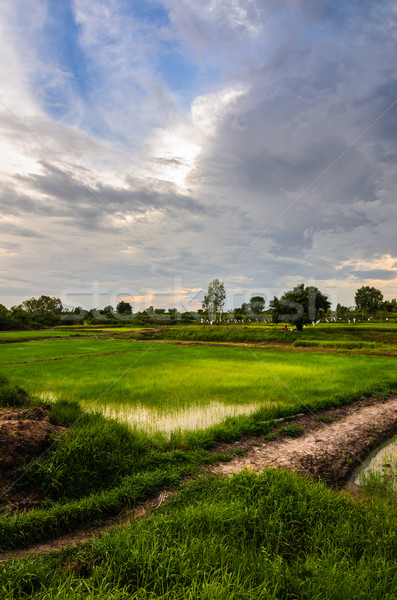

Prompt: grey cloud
[
  {"left": 2, "top": 0, "right": 397, "bottom": 307},
  {"left": 9, "top": 162, "right": 210, "bottom": 237},
  {"left": 352, "top": 270, "right": 397, "bottom": 281},
  {"left": 0, "top": 222, "right": 45, "bottom": 238}
]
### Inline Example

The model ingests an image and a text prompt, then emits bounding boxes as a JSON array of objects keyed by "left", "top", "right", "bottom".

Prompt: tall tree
[
  {"left": 249, "top": 296, "right": 265, "bottom": 314},
  {"left": 21, "top": 295, "right": 63, "bottom": 314},
  {"left": 270, "top": 283, "right": 330, "bottom": 331},
  {"left": 203, "top": 279, "right": 226, "bottom": 321},
  {"left": 116, "top": 301, "right": 132, "bottom": 315},
  {"left": 355, "top": 286, "right": 383, "bottom": 314}
]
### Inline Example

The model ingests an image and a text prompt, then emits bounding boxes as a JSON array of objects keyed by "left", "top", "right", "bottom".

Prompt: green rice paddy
[
  {"left": 1, "top": 324, "right": 397, "bottom": 599},
  {"left": 1, "top": 339, "right": 396, "bottom": 433}
]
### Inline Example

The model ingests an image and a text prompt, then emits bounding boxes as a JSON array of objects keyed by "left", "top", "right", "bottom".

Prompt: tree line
[{"left": 0, "top": 283, "right": 395, "bottom": 330}]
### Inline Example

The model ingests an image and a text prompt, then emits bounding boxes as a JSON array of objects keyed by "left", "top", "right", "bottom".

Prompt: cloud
[{"left": 1, "top": 0, "right": 397, "bottom": 308}]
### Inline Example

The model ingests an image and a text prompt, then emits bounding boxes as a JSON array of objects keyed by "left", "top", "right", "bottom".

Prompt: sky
[{"left": 0, "top": 0, "right": 396, "bottom": 312}]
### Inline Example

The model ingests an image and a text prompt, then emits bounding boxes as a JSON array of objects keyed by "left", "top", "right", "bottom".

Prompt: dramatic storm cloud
[{"left": 1, "top": 0, "right": 396, "bottom": 309}]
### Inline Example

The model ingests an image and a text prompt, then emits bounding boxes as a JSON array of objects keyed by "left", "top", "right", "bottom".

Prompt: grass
[
  {"left": 0, "top": 330, "right": 101, "bottom": 343},
  {"left": 278, "top": 423, "right": 304, "bottom": 437},
  {"left": 0, "top": 339, "right": 152, "bottom": 363},
  {"left": 0, "top": 325, "right": 396, "bottom": 598},
  {"left": 356, "top": 436, "right": 397, "bottom": 494},
  {"left": 0, "top": 373, "right": 27, "bottom": 407},
  {"left": 1, "top": 470, "right": 397, "bottom": 599},
  {"left": 1, "top": 342, "right": 396, "bottom": 434},
  {"left": 152, "top": 323, "right": 397, "bottom": 346}
]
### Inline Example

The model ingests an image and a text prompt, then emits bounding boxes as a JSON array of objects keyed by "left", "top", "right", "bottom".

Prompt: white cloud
[{"left": 0, "top": 0, "right": 397, "bottom": 308}]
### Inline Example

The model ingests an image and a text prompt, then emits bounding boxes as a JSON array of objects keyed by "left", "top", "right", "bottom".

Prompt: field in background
[
  {"left": 0, "top": 330, "right": 100, "bottom": 342},
  {"left": 1, "top": 331, "right": 396, "bottom": 434}
]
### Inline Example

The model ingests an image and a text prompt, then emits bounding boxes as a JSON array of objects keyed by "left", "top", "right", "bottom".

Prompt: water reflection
[
  {"left": 96, "top": 400, "right": 265, "bottom": 434},
  {"left": 353, "top": 437, "right": 397, "bottom": 491}
]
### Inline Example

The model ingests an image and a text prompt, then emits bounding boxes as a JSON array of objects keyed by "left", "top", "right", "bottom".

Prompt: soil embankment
[{"left": 0, "top": 407, "right": 66, "bottom": 512}]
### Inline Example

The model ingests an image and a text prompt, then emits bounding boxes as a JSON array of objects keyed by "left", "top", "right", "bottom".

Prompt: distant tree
[
  {"left": 154, "top": 308, "right": 166, "bottom": 315},
  {"left": 355, "top": 286, "right": 383, "bottom": 314},
  {"left": 21, "top": 295, "right": 63, "bottom": 314},
  {"left": 168, "top": 308, "right": 177, "bottom": 322},
  {"left": 270, "top": 283, "right": 330, "bottom": 331},
  {"left": 336, "top": 303, "right": 354, "bottom": 319},
  {"left": 203, "top": 279, "right": 226, "bottom": 321},
  {"left": 233, "top": 308, "right": 246, "bottom": 322},
  {"left": 116, "top": 301, "right": 132, "bottom": 315},
  {"left": 249, "top": 296, "right": 265, "bottom": 314},
  {"left": 241, "top": 303, "right": 250, "bottom": 314},
  {"left": 382, "top": 298, "right": 397, "bottom": 312},
  {"left": 0, "top": 304, "right": 11, "bottom": 330},
  {"left": 99, "top": 305, "right": 115, "bottom": 318},
  {"left": 181, "top": 312, "right": 194, "bottom": 323}
]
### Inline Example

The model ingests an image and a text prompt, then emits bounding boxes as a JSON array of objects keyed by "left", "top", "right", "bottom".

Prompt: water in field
[
  {"left": 98, "top": 400, "right": 265, "bottom": 434},
  {"left": 39, "top": 388, "right": 267, "bottom": 434},
  {"left": 351, "top": 437, "right": 397, "bottom": 491}
]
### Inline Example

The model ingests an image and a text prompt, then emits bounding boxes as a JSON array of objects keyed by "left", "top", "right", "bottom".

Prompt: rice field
[
  {"left": 1, "top": 337, "right": 396, "bottom": 434},
  {"left": 1, "top": 324, "right": 397, "bottom": 599}
]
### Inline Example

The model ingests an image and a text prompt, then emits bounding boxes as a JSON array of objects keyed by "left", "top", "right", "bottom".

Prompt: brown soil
[
  {"left": 207, "top": 395, "right": 397, "bottom": 485},
  {"left": 0, "top": 395, "right": 396, "bottom": 563},
  {"left": 0, "top": 406, "right": 66, "bottom": 512}
]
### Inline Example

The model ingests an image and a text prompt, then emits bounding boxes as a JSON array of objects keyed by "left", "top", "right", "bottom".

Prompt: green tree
[
  {"left": 233, "top": 307, "right": 246, "bottom": 322},
  {"left": 382, "top": 299, "right": 397, "bottom": 313},
  {"left": 21, "top": 295, "right": 63, "bottom": 314},
  {"left": 116, "top": 301, "right": 132, "bottom": 315},
  {"left": 202, "top": 279, "right": 226, "bottom": 322},
  {"left": 336, "top": 303, "right": 354, "bottom": 319},
  {"left": 355, "top": 286, "right": 384, "bottom": 314},
  {"left": 181, "top": 312, "right": 195, "bottom": 323},
  {"left": 270, "top": 283, "right": 330, "bottom": 331},
  {"left": 249, "top": 296, "right": 265, "bottom": 314}
]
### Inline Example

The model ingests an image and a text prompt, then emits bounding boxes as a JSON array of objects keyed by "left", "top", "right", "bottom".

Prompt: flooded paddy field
[{"left": 1, "top": 336, "right": 397, "bottom": 434}]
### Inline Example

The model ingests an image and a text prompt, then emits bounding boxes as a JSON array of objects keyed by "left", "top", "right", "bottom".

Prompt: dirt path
[
  {"left": 1, "top": 395, "right": 397, "bottom": 562},
  {"left": 207, "top": 396, "right": 397, "bottom": 484},
  {"left": 0, "top": 490, "right": 175, "bottom": 563}
]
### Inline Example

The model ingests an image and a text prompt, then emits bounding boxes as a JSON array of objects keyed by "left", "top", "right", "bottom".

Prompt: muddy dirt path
[
  {"left": 0, "top": 490, "right": 175, "bottom": 563},
  {"left": 207, "top": 396, "right": 397, "bottom": 483},
  {"left": 1, "top": 395, "right": 396, "bottom": 563}
]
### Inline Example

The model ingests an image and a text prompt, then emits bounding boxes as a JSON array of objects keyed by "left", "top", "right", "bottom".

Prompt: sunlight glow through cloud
[{"left": 0, "top": 0, "right": 397, "bottom": 307}]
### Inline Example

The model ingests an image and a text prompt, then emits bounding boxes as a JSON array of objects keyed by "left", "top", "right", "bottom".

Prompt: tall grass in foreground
[{"left": 1, "top": 470, "right": 396, "bottom": 599}]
